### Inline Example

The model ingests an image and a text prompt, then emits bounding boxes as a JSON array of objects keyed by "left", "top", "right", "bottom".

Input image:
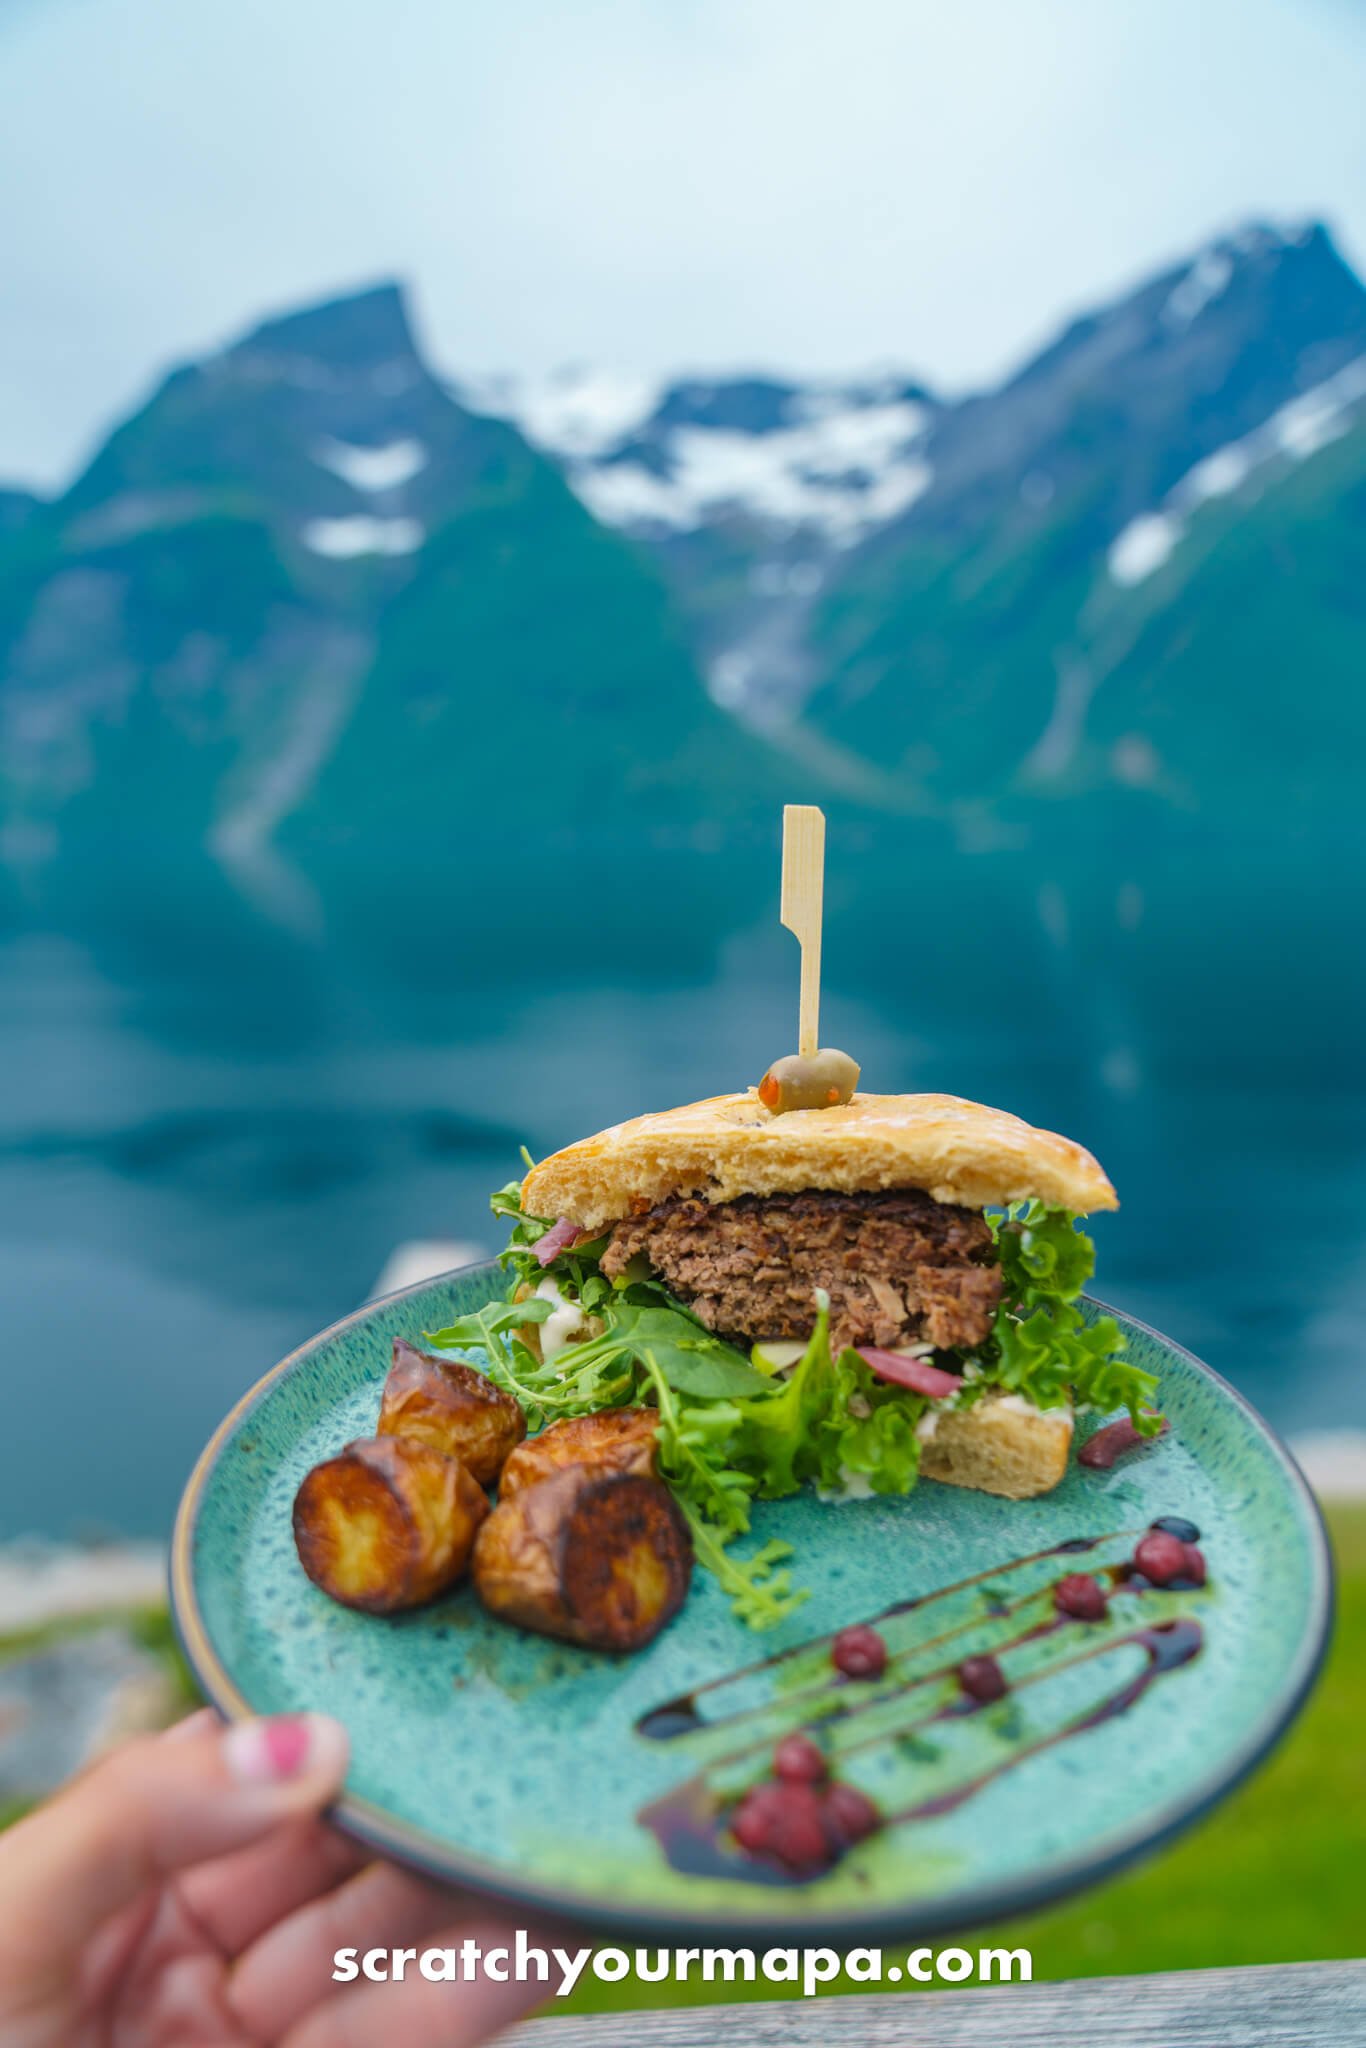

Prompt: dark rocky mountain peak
[
  {"left": 862, "top": 217, "right": 1366, "bottom": 555},
  {"left": 231, "top": 281, "right": 419, "bottom": 376}
]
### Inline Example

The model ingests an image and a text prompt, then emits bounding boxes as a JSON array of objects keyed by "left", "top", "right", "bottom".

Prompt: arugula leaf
[
  {"left": 424, "top": 1297, "right": 637, "bottom": 1429},
  {"left": 428, "top": 1297, "right": 553, "bottom": 1345},
  {"left": 724, "top": 1298, "right": 841, "bottom": 1498},
  {"left": 608, "top": 1305, "right": 773, "bottom": 1398}
]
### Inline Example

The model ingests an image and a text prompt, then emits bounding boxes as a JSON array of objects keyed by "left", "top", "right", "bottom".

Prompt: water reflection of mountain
[{"left": 2, "top": 828, "right": 1363, "bottom": 1543}]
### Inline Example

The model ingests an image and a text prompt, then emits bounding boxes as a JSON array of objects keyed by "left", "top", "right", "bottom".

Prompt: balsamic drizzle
[
  {"left": 634, "top": 1533, "right": 1206, "bottom": 1887},
  {"left": 637, "top": 1532, "right": 1118, "bottom": 1742}
]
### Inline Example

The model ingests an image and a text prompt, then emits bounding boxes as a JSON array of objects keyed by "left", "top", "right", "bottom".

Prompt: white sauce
[
  {"left": 915, "top": 1410, "right": 940, "bottom": 1443},
  {"left": 990, "top": 1393, "right": 1073, "bottom": 1423},
  {"left": 815, "top": 1468, "right": 878, "bottom": 1503},
  {"left": 534, "top": 1275, "right": 590, "bottom": 1363}
]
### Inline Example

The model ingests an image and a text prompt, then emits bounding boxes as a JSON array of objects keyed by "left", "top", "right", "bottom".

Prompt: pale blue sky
[{"left": 2, "top": 0, "right": 1364, "bottom": 487}]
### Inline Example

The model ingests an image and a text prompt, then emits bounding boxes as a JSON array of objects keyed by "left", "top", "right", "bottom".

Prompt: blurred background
[{"left": 1, "top": 0, "right": 1363, "bottom": 1972}]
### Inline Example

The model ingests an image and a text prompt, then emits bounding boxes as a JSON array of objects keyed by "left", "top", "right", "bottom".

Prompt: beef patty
[{"left": 600, "top": 1187, "right": 1000, "bottom": 1354}]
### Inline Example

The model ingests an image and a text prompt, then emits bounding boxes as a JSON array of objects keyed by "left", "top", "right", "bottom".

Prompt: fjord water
[{"left": 3, "top": 835, "right": 1362, "bottom": 1543}]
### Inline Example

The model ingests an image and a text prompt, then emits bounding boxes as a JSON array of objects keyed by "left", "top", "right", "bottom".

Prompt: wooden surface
[{"left": 500, "top": 1960, "right": 1365, "bottom": 2046}]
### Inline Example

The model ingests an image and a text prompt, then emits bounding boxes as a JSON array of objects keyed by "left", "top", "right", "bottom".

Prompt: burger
[
  {"left": 517, "top": 1086, "right": 1132, "bottom": 1505},
  {"left": 418, "top": 1074, "right": 1163, "bottom": 1629}
]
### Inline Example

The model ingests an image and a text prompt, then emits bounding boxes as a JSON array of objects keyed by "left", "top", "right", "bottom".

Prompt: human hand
[{"left": 0, "top": 1707, "right": 558, "bottom": 2046}]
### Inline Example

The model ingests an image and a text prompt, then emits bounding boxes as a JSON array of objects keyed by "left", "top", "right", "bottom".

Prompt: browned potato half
[
  {"left": 377, "top": 1338, "right": 526, "bottom": 1486},
  {"left": 473, "top": 1466, "right": 691, "bottom": 1652},
  {"left": 498, "top": 1407, "right": 659, "bottom": 1500},
  {"left": 293, "top": 1436, "right": 488, "bottom": 1614}
]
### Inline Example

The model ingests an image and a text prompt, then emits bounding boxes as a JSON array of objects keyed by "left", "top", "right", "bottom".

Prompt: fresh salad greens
[
  {"left": 425, "top": 1183, "right": 1160, "bottom": 1630},
  {"left": 967, "top": 1202, "right": 1161, "bottom": 1425}
]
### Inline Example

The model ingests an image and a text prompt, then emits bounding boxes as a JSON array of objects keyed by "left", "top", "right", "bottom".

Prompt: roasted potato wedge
[
  {"left": 293, "top": 1435, "right": 488, "bottom": 1613},
  {"left": 497, "top": 1407, "right": 659, "bottom": 1500},
  {"left": 377, "top": 1338, "right": 525, "bottom": 1486},
  {"left": 473, "top": 1466, "right": 691, "bottom": 1652}
]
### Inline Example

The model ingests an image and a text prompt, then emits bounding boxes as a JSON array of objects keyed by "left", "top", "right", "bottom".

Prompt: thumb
[{"left": 0, "top": 1710, "right": 349, "bottom": 1983}]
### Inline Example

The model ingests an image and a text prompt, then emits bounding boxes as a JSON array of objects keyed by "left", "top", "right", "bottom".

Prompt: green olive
[{"left": 757, "top": 1048, "right": 861, "bottom": 1114}]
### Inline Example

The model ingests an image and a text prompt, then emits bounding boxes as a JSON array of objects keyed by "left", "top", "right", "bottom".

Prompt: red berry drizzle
[{"left": 636, "top": 1521, "right": 1210, "bottom": 1886}]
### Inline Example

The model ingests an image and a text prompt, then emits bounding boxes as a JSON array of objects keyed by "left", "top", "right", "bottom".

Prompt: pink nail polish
[
  {"left": 224, "top": 1714, "right": 315, "bottom": 1784},
  {"left": 263, "top": 1717, "right": 312, "bottom": 1776}
]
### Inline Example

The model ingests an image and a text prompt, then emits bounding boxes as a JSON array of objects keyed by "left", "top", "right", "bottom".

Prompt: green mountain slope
[
  {"left": 1070, "top": 417, "right": 1366, "bottom": 822},
  {"left": 0, "top": 286, "right": 801, "bottom": 934},
  {"left": 297, "top": 452, "right": 786, "bottom": 853},
  {"left": 800, "top": 227, "right": 1366, "bottom": 835}
]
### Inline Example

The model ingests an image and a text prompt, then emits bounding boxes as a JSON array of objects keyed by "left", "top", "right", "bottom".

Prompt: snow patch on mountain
[
  {"left": 1108, "top": 351, "right": 1366, "bottom": 586},
  {"left": 459, "top": 368, "right": 666, "bottom": 459},
  {"left": 578, "top": 412, "right": 931, "bottom": 541},
  {"left": 314, "top": 437, "right": 428, "bottom": 492},
  {"left": 1162, "top": 248, "right": 1234, "bottom": 329},
  {"left": 301, "top": 515, "right": 424, "bottom": 557},
  {"left": 458, "top": 371, "right": 934, "bottom": 545},
  {"left": 1109, "top": 514, "right": 1181, "bottom": 587}
]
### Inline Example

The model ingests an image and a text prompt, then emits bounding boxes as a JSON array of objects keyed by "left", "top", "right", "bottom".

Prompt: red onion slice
[
  {"left": 856, "top": 1347, "right": 964, "bottom": 1398},
  {"left": 1079, "top": 1415, "right": 1169, "bottom": 1469},
  {"left": 532, "top": 1216, "right": 583, "bottom": 1266}
]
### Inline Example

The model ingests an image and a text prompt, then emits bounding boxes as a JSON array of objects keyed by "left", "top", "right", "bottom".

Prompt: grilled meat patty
[{"left": 600, "top": 1188, "right": 1001, "bottom": 1354}]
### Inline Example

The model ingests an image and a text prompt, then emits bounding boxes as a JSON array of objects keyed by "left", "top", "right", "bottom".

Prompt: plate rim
[{"left": 169, "top": 1262, "right": 1335, "bottom": 1943}]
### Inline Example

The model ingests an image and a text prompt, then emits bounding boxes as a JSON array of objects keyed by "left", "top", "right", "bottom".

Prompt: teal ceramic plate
[{"left": 171, "top": 1263, "right": 1331, "bottom": 1941}]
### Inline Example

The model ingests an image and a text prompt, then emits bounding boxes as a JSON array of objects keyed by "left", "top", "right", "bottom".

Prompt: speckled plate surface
[{"left": 171, "top": 1263, "right": 1331, "bottom": 1941}]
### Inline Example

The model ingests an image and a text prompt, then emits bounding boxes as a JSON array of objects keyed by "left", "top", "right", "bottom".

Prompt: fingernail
[{"left": 223, "top": 1713, "right": 348, "bottom": 1786}]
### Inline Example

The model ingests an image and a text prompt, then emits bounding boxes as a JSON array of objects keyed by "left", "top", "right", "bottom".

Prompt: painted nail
[{"left": 223, "top": 1713, "right": 347, "bottom": 1786}]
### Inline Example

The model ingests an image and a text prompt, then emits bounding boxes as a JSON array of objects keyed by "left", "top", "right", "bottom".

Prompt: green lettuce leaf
[
  {"left": 818, "top": 1344, "right": 926, "bottom": 1496},
  {"left": 639, "top": 1355, "right": 806, "bottom": 1629},
  {"left": 984, "top": 1202, "right": 1160, "bottom": 1430}
]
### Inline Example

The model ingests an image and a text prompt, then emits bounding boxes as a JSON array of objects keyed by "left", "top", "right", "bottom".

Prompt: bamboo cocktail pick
[
  {"left": 780, "top": 804, "right": 826, "bottom": 1060},
  {"left": 760, "top": 806, "right": 859, "bottom": 1111}
]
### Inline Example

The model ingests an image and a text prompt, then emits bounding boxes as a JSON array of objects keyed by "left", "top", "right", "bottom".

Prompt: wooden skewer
[{"left": 780, "top": 805, "right": 825, "bottom": 1059}]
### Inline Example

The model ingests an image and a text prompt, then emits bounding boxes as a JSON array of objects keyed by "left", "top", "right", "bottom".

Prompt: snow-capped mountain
[
  {"left": 452, "top": 367, "right": 939, "bottom": 724},
  {"left": 2, "top": 215, "right": 1364, "bottom": 931},
  {"left": 1107, "top": 347, "right": 1366, "bottom": 587},
  {"left": 458, "top": 368, "right": 938, "bottom": 547},
  {"left": 456, "top": 220, "right": 1366, "bottom": 735},
  {"left": 800, "top": 219, "right": 1366, "bottom": 822}
]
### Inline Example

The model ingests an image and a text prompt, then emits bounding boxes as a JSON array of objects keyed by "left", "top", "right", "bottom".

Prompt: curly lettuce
[{"left": 980, "top": 1202, "right": 1161, "bottom": 1431}]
